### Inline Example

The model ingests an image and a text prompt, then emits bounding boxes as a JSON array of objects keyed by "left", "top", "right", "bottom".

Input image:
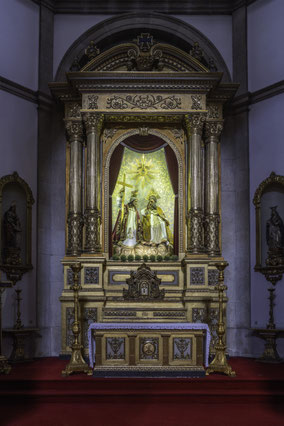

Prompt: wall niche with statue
[
  {"left": 0, "top": 172, "right": 34, "bottom": 282},
  {"left": 253, "top": 171, "right": 284, "bottom": 270},
  {"left": 253, "top": 171, "right": 284, "bottom": 362}
]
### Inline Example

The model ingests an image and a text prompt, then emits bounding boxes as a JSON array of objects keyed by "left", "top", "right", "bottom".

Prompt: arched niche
[
  {"left": 0, "top": 172, "right": 34, "bottom": 270},
  {"left": 104, "top": 129, "right": 184, "bottom": 257},
  {"left": 55, "top": 13, "right": 231, "bottom": 82},
  {"left": 253, "top": 172, "right": 284, "bottom": 269}
]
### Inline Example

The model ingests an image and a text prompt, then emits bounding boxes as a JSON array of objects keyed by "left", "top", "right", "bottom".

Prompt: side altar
[{"left": 49, "top": 34, "right": 238, "bottom": 371}]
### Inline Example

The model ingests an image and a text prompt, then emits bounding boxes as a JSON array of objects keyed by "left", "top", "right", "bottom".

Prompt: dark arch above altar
[{"left": 55, "top": 13, "right": 231, "bottom": 82}]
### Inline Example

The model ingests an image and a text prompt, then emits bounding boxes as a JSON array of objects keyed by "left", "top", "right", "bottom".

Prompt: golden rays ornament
[{"left": 128, "top": 154, "right": 156, "bottom": 189}]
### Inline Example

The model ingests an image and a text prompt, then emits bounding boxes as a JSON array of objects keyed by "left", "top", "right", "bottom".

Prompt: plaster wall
[
  {"left": 36, "top": 104, "right": 66, "bottom": 357},
  {"left": 249, "top": 93, "right": 284, "bottom": 356},
  {"left": 53, "top": 14, "right": 110, "bottom": 77},
  {"left": 0, "top": 90, "right": 38, "bottom": 356},
  {"left": 0, "top": 0, "right": 39, "bottom": 90},
  {"left": 175, "top": 15, "right": 232, "bottom": 78},
  {"left": 248, "top": 0, "right": 284, "bottom": 92}
]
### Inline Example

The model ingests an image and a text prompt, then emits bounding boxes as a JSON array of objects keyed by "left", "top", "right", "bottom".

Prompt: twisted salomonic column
[
  {"left": 65, "top": 120, "right": 84, "bottom": 256},
  {"left": 185, "top": 113, "right": 206, "bottom": 253},
  {"left": 204, "top": 121, "right": 223, "bottom": 256},
  {"left": 83, "top": 113, "right": 104, "bottom": 253}
]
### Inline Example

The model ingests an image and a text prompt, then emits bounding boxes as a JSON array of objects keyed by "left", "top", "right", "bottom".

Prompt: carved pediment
[
  {"left": 123, "top": 263, "right": 165, "bottom": 301},
  {"left": 70, "top": 34, "right": 214, "bottom": 74}
]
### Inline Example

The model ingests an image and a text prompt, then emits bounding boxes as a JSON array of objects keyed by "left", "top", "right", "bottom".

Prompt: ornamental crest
[{"left": 123, "top": 263, "right": 165, "bottom": 301}]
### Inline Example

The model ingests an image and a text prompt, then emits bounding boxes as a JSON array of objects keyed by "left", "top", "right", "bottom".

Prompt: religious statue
[
  {"left": 266, "top": 206, "right": 284, "bottom": 266},
  {"left": 141, "top": 189, "right": 173, "bottom": 246},
  {"left": 3, "top": 202, "right": 22, "bottom": 264},
  {"left": 113, "top": 189, "right": 142, "bottom": 247}
]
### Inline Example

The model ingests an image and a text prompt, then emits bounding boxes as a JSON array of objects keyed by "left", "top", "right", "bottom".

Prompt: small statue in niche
[
  {"left": 266, "top": 206, "right": 284, "bottom": 266},
  {"left": 141, "top": 189, "right": 173, "bottom": 246},
  {"left": 113, "top": 189, "right": 142, "bottom": 248},
  {"left": 3, "top": 202, "right": 22, "bottom": 265}
]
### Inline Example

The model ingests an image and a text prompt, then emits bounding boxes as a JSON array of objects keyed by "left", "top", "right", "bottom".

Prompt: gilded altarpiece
[{"left": 50, "top": 36, "right": 238, "bottom": 365}]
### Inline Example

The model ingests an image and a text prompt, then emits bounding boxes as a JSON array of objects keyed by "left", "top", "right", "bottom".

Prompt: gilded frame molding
[
  {"left": 253, "top": 171, "right": 284, "bottom": 269},
  {"left": 103, "top": 126, "right": 185, "bottom": 256},
  {"left": 0, "top": 171, "right": 34, "bottom": 267}
]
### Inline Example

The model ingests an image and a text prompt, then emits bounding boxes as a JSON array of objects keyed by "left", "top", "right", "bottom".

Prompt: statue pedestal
[
  {"left": 3, "top": 327, "right": 40, "bottom": 362},
  {"left": 253, "top": 328, "right": 284, "bottom": 363}
]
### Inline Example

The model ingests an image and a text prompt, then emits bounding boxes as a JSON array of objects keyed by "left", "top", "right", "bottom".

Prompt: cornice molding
[
  {"left": 30, "top": 0, "right": 260, "bottom": 15},
  {"left": 228, "top": 80, "right": 284, "bottom": 115},
  {"left": 0, "top": 76, "right": 38, "bottom": 104},
  {"left": 250, "top": 80, "right": 284, "bottom": 105},
  {"left": 0, "top": 76, "right": 54, "bottom": 107}
]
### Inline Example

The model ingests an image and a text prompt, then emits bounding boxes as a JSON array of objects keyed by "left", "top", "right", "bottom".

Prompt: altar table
[{"left": 88, "top": 323, "right": 211, "bottom": 371}]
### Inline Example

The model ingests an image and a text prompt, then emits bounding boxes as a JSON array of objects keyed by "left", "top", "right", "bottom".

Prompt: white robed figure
[
  {"left": 112, "top": 188, "right": 142, "bottom": 247},
  {"left": 141, "top": 189, "right": 173, "bottom": 245}
]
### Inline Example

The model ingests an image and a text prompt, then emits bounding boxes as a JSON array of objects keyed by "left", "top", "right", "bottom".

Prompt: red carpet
[{"left": 0, "top": 357, "right": 284, "bottom": 426}]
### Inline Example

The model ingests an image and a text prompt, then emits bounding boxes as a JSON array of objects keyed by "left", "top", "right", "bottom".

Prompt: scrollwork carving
[
  {"left": 204, "top": 213, "right": 220, "bottom": 256},
  {"left": 171, "top": 129, "right": 184, "bottom": 142},
  {"left": 102, "top": 128, "right": 117, "bottom": 143},
  {"left": 187, "top": 209, "right": 204, "bottom": 253},
  {"left": 207, "top": 105, "right": 220, "bottom": 120},
  {"left": 105, "top": 115, "right": 182, "bottom": 124},
  {"left": 204, "top": 121, "right": 223, "bottom": 140},
  {"left": 123, "top": 263, "right": 165, "bottom": 301},
  {"left": 67, "top": 212, "right": 84, "bottom": 255},
  {"left": 84, "top": 208, "right": 101, "bottom": 252},
  {"left": 106, "top": 94, "right": 181, "bottom": 110}
]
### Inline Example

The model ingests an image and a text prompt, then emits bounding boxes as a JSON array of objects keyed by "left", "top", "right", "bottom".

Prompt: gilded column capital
[
  {"left": 65, "top": 120, "right": 84, "bottom": 143},
  {"left": 83, "top": 112, "right": 104, "bottom": 136},
  {"left": 204, "top": 121, "right": 224, "bottom": 142},
  {"left": 184, "top": 113, "right": 206, "bottom": 138}
]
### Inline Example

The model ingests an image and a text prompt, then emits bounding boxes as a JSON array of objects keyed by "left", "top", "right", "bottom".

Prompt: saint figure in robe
[
  {"left": 141, "top": 189, "right": 173, "bottom": 246},
  {"left": 112, "top": 189, "right": 142, "bottom": 247}
]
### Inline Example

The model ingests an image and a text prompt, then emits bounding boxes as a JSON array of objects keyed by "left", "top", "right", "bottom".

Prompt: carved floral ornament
[
  {"left": 65, "top": 121, "right": 84, "bottom": 141},
  {"left": 106, "top": 94, "right": 182, "bottom": 110},
  {"left": 184, "top": 113, "right": 206, "bottom": 137},
  {"left": 83, "top": 113, "right": 104, "bottom": 134},
  {"left": 66, "top": 103, "right": 81, "bottom": 119},
  {"left": 204, "top": 121, "right": 223, "bottom": 139}
]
